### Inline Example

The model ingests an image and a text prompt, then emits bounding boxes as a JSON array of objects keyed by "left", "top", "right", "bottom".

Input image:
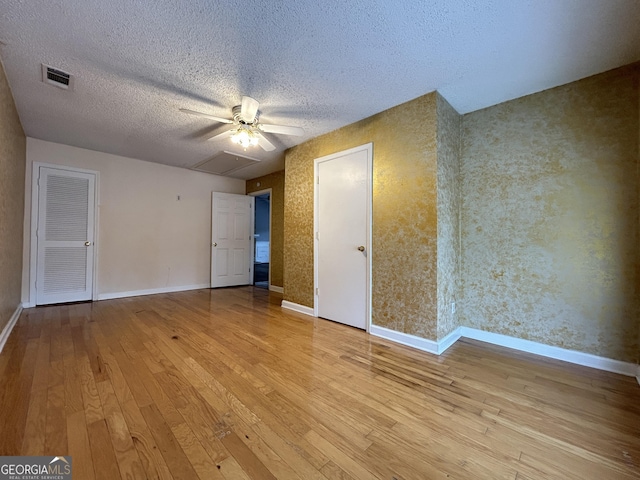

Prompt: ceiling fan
[{"left": 180, "top": 96, "right": 304, "bottom": 151}]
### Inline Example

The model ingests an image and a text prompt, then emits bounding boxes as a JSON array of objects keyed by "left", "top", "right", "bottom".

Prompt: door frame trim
[
  {"left": 313, "top": 143, "right": 373, "bottom": 332},
  {"left": 248, "top": 188, "right": 273, "bottom": 288},
  {"left": 28, "top": 162, "right": 100, "bottom": 307}
]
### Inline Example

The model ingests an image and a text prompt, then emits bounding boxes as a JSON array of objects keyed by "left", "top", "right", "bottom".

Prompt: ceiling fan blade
[
  {"left": 259, "top": 123, "right": 304, "bottom": 136},
  {"left": 180, "top": 108, "right": 233, "bottom": 124},
  {"left": 207, "top": 128, "right": 234, "bottom": 142},
  {"left": 240, "top": 96, "right": 259, "bottom": 122},
  {"left": 257, "top": 133, "right": 276, "bottom": 151}
]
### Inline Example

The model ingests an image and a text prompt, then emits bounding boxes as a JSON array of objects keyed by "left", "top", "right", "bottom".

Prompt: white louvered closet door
[{"left": 36, "top": 167, "right": 96, "bottom": 305}]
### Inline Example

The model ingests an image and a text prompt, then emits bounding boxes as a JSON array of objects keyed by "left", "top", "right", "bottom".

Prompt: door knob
[
  {"left": 212, "top": 242, "right": 217, "bottom": 247},
  {"left": 85, "top": 241, "right": 92, "bottom": 246},
  {"left": 357, "top": 245, "right": 365, "bottom": 252}
]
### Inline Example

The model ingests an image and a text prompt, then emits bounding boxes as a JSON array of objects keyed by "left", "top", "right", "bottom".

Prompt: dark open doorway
[{"left": 253, "top": 192, "right": 270, "bottom": 289}]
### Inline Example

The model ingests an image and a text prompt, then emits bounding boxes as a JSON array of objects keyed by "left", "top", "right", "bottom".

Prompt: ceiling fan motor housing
[{"left": 232, "top": 105, "right": 258, "bottom": 125}]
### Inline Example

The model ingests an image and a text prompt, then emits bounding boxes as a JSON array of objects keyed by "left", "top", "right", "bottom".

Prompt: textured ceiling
[{"left": 1, "top": 1, "right": 639, "bottom": 180}]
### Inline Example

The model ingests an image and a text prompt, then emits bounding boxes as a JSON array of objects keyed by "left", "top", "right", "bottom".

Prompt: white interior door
[
  {"left": 36, "top": 167, "right": 96, "bottom": 305},
  {"left": 211, "top": 192, "right": 254, "bottom": 288},
  {"left": 315, "top": 144, "right": 372, "bottom": 329}
]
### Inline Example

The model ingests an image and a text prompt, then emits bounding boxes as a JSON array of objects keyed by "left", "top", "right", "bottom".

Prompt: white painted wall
[{"left": 22, "top": 138, "right": 245, "bottom": 303}]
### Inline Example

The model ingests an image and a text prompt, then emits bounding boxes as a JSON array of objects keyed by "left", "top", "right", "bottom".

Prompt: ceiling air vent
[{"left": 41, "top": 64, "right": 74, "bottom": 90}]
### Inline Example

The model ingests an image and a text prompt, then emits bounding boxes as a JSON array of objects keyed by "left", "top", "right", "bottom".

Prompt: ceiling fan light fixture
[
  {"left": 181, "top": 96, "right": 298, "bottom": 152},
  {"left": 231, "top": 125, "right": 259, "bottom": 149}
]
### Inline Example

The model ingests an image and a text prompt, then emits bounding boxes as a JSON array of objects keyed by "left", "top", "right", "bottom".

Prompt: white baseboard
[
  {"left": 281, "top": 300, "right": 314, "bottom": 316},
  {"left": 438, "top": 327, "right": 463, "bottom": 353},
  {"left": 97, "top": 284, "right": 210, "bottom": 301},
  {"left": 370, "top": 325, "right": 439, "bottom": 354},
  {"left": 459, "top": 327, "right": 638, "bottom": 378},
  {"left": 369, "top": 325, "right": 460, "bottom": 355},
  {"left": 368, "top": 324, "right": 639, "bottom": 379},
  {"left": 269, "top": 285, "right": 284, "bottom": 294},
  {"left": 0, "top": 304, "right": 24, "bottom": 355}
]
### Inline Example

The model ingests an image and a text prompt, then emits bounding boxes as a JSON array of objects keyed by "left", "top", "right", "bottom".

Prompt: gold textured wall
[
  {"left": 246, "top": 170, "right": 285, "bottom": 288},
  {"left": 0, "top": 61, "right": 26, "bottom": 332},
  {"left": 436, "top": 94, "right": 462, "bottom": 339},
  {"left": 285, "top": 93, "right": 441, "bottom": 339},
  {"left": 461, "top": 64, "right": 639, "bottom": 363}
]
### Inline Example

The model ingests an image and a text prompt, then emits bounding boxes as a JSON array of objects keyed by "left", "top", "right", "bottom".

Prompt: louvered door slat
[
  {"left": 36, "top": 167, "right": 96, "bottom": 305},
  {"left": 45, "top": 174, "right": 89, "bottom": 241}
]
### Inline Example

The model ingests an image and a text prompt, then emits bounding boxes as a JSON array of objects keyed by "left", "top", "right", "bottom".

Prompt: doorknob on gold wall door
[
  {"left": 85, "top": 241, "right": 91, "bottom": 246},
  {"left": 357, "top": 245, "right": 365, "bottom": 252},
  {"left": 212, "top": 242, "right": 217, "bottom": 247}
]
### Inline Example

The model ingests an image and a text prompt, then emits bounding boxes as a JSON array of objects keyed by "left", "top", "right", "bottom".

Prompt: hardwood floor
[{"left": 1, "top": 287, "right": 639, "bottom": 479}]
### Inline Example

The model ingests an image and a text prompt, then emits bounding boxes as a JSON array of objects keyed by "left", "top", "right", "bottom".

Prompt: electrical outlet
[{"left": 451, "top": 302, "right": 456, "bottom": 314}]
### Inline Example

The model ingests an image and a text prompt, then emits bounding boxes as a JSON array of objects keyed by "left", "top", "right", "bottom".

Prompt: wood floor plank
[
  {"left": 170, "top": 422, "right": 226, "bottom": 480},
  {"left": 249, "top": 420, "right": 328, "bottom": 480},
  {"left": 220, "top": 430, "right": 278, "bottom": 480},
  {"left": 228, "top": 416, "right": 302, "bottom": 480},
  {"left": 44, "top": 383, "right": 67, "bottom": 455},
  {"left": 119, "top": 395, "right": 174, "bottom": 480},
  {"left": 139, "top": 402, "right": 199, "bottom": 480},
  {"left": 368, "top": 420, "right": 519, "bottom": 479},
  {"left": 67, "top": 410, "right": 96, "bottom": 480},
  {"left": 96, "top": 380, "right": 147, "bottom": 480},
  {"left": 77, "top": 353, "right": 104, "bottom": 425},
  {"left": 87, "top": 419, "right": 123, "bottom": 480},
  {"left": 519, "top": 442, "right": 638, "bottom": 480},
  {"left": 217, "top": 455, "right": 253, "bottom": 480},
  {"left": 1, "top": 287, "right": 638, "bottom": 480},
  {"left": 0, "top": 335, "right": 39, "bottom": 454},
  {"left": 20, "top": 387, "right": 47, "bottom": 455},
  {"left": 320, "top": 460, "right": 357, "bottom": 480},
  {"left": 177, "top": 396, "right": 231, "bottom": 465},
  {"left": 481, "top": 409, "right": 638, "bottom": 477},
  {"left": 63, "top": 355, "right": 84, "bottom": 416},
  {"left": 84, "top": 329, "right": 110, "bottom": 383},
  {"left": 93, "top": 335, "right": 173, "bottom": 480},
  {"left": 304, "top": 429, "right": 379, "bottom": 479},
  {"left": 20, "top": 325, "right": 51, "bottom": 455}
]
